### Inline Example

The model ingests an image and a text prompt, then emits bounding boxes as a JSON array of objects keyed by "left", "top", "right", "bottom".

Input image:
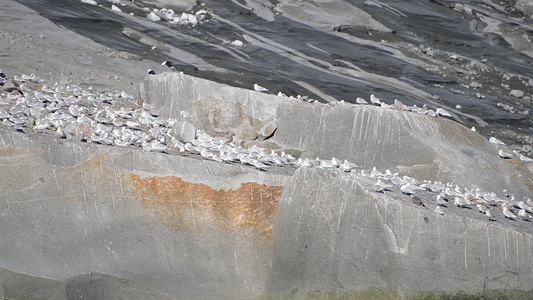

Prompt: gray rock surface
[
  {"left": 1, "top": 71, "right": 533, "bottom": 299},
  {"left": 140, "top": 72, "right": 283, "bottom": 143},
  {"left": 267, "top": 167, "right": 533, "bottom": 294},
  {"left": 0, "top": 128, "right": 287, "bottom": 299},
  {"left": 140, "top": 72, "right": 533, "bottom": 199}
]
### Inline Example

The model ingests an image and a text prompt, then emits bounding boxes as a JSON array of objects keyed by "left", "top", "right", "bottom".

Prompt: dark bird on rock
[
  {"left": 147, "top": 69, "right": 156, "bottom": 75},
  {"left": 161, "top": 60, "right": 176, "bottom": 70}
]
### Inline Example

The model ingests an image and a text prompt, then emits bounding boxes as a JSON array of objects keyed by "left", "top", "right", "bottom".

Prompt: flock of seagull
[{"left": 0, "top": 70, "right": 532, "bottom": 224}]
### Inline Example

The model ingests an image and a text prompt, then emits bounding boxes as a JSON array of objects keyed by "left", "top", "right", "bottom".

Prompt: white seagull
[
  {"left": 180, "top": 110, "right": 193, "bottom": 118},
  {"left": 356, "top": 97, "right": 368, "bottom": 104},
  {"left": 434, "top": 206, "right": 444, "bottom": 215},
  {"left": 253, "top": 84, "right": 269, "bottom": 92},
  {"left": 370, "top": 94, "right": 382, "bottom": 105},
  {"left": 489, "top": 137, "right": 506, "bottom": 145},
  {"left": 518, "top": 209, "right": 528, "bottom": 220},
  {"left": 435, "top": 108, "right": 452, "bottom": 117},
  {"left": 503, "top": 207, "right": 517, "bottom": 220},
  {"left": 498, "top": 149, "right": 513, "bottom": 159}
]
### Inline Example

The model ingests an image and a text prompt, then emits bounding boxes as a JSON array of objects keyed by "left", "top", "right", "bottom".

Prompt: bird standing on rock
[
  {"left": 503, "top": 207, "right": 517, "bottom": 220},
  {"left": 370, "top": 94, "right": 382, "bottom": 105},
  {"left": 356, "top": 97, "right": 368, "bottom": 104},
  {"left": 434, "top": 206, "right": 444, "bottom": 215},
  {"left": 161, "top": 60, "right": 176, "bottom": 70},
  {"left": 253, "top": 84, "right": 269, "bottom": 92},
  {"left": 518, "top": 209, "right": 529, "bottom": 220}
]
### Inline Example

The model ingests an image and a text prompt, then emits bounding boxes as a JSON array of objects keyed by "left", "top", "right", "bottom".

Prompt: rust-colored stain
[
  {"left": 68, "top": 153, "right": 110, "bottom": 170},
  {"left": 130, "top": 175, "right": 281, "bottom": 236}
]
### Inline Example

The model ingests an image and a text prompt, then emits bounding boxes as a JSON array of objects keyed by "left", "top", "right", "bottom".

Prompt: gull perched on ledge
[
  {"left": 253, "top": 84, "right": 269, "bottom": 92},
  {"left": 370, "top": 94, "right": 382, "bottom": 105}
]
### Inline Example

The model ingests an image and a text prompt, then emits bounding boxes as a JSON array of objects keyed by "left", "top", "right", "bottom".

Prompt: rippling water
[{"left": 13, "top": 0, "right": 533, "bottom": 149}]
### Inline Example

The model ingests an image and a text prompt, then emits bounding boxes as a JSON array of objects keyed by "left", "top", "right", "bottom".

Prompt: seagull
[
  {"left": 519, "top": 154, "right": 533, "bottom": 162},
  {"left": 147, "top": 69, "right": 156, "bottom": 75},
  {"left": 374, "top": 179, "right": 392, "bottom": 193},
  {"left": 518, "top": 209, "right": 528, "bottom": 220},
  {"left": 503, "top": 207, "right": 517, "bottom": 220},
  {"left": 400, "top": 183, "right": 418, "bottom": 195},
  {"left": 485, "top": 209, "right": 495, "bottom": 220},
  {"left": 184, "top": 142, "right": 196, "bottom": 152},
  {"left": 498, "top": 149, "right": 513, "bottom": 159},
  {"left": 56, "top": 127, "right": 66, "bottom": 139},
  {"left": 518, "top": 201, "right": 533, "bottom": 213},
  {"left": 331, "top": 157, "right": 340, "bottom": 168},
  {"left": 151, "top": 141, "right": 167, "bottom": 152},
  {"left": 253, "top": 84, "right": 269, "bottom": 92},
  {"left": 340, "top": 160, "right": 357, "bottom": 172},
  {"left": 489, "top": 137, "right": 505, "bottom": 145},
  {"left": 434, "top": 206, "right": 444, "bottom": 215},
  {"left": 253, "top": 159, "right": 267, "bottom": 170},
  {"left": 161, "top": 61, "right": 176, "bottom": 70},
  {"left": 435, "top": 108, "right": 452, "bottom": 117},
  {"left": 370, "top": 167, "right": 383, "bottom": 178},
  {"left": 436, "top": 194, "right": 448, "bottom": 206},
  {"left": 454, "top": 196, "right": 469, "bottom": 208},
  {"left": 370, "top": 94, "right": 382, "bottom": 105},
  {"left": 300, "top": 158, "right": 313, "bottom": 167},
  {"left": 477, "top": 204, "right": 488, "bottom": 214},
  {"left": 180, "top": 110, "right": 192, "bottom": 118},
  {"left": 356, "top": 97, "right": 368, "bottom": 104}
]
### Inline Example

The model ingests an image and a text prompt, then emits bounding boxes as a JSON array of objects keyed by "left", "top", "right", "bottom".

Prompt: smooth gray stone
[
  {"left": 0, "top": 127, "right": 287, "bottom": 300},
  {"left": 140, "top": 73, "right": 533, "bottom": 199},
  {"left": 0, "top": 267, "right": 66, "bottom": 300},
  {"left": 267, "top": 167, "right": 533, "bottom": 295},
  {"left": 139, "top": 72, "right": 282, "bottom": 142},
  {"left": 171, "top": 120, "right": 196, "bottom": 143},
  {"left": 64, "top": 272, "right": 176, "bottom": 300},
  {"left": 271, "top": 101, "right": 533, "bottom": 198}
]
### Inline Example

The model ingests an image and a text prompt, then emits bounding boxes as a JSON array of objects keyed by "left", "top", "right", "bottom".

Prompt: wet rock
[
  {"left": 469, "top": 81, "right": 480, "bottom": 88},
  {"left": 510, "top": 89, "right": 525, "bottom": 98},
  {"left": 146, "top": 12, "right": 161, "bottom": 22}
]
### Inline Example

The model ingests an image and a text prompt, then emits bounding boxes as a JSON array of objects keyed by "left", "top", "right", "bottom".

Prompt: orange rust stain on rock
[
  {"left": 67, "top": 153, "right": 110, "bottom": 171},
  {"left": 129, "top": 175, "right": 281, "bottom": 236}
]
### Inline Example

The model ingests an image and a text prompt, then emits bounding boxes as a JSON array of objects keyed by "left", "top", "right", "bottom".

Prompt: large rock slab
[
  {"left": 140, "top": 73, "right": 533, "bottom": 198},
  {"left": 267, "top": 167, "right": 533, "bottom": 295},
  {"left": 0, "top": 127, "right": 288, "bottom": 299},
  {"left": 139, "top": 72, "right": 284, "bottom": 143},
  {"left": 272, "top": 101, "right": 533, "bottom": 198}
]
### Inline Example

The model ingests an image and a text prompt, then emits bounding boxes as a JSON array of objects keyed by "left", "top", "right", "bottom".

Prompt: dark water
[{"left": 13, "top": 0, "right": 533, "bottom": 148}]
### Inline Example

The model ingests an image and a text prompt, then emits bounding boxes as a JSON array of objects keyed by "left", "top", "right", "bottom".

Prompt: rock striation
[
  {"left": 140, "top": 72, "right": 533, "bottom": 197},
  {"left": 267, "top": 167, "right": 533, "bottom": 294},
  {"left": 0, "top": 127, "right": 286, "bottom": 299}
]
